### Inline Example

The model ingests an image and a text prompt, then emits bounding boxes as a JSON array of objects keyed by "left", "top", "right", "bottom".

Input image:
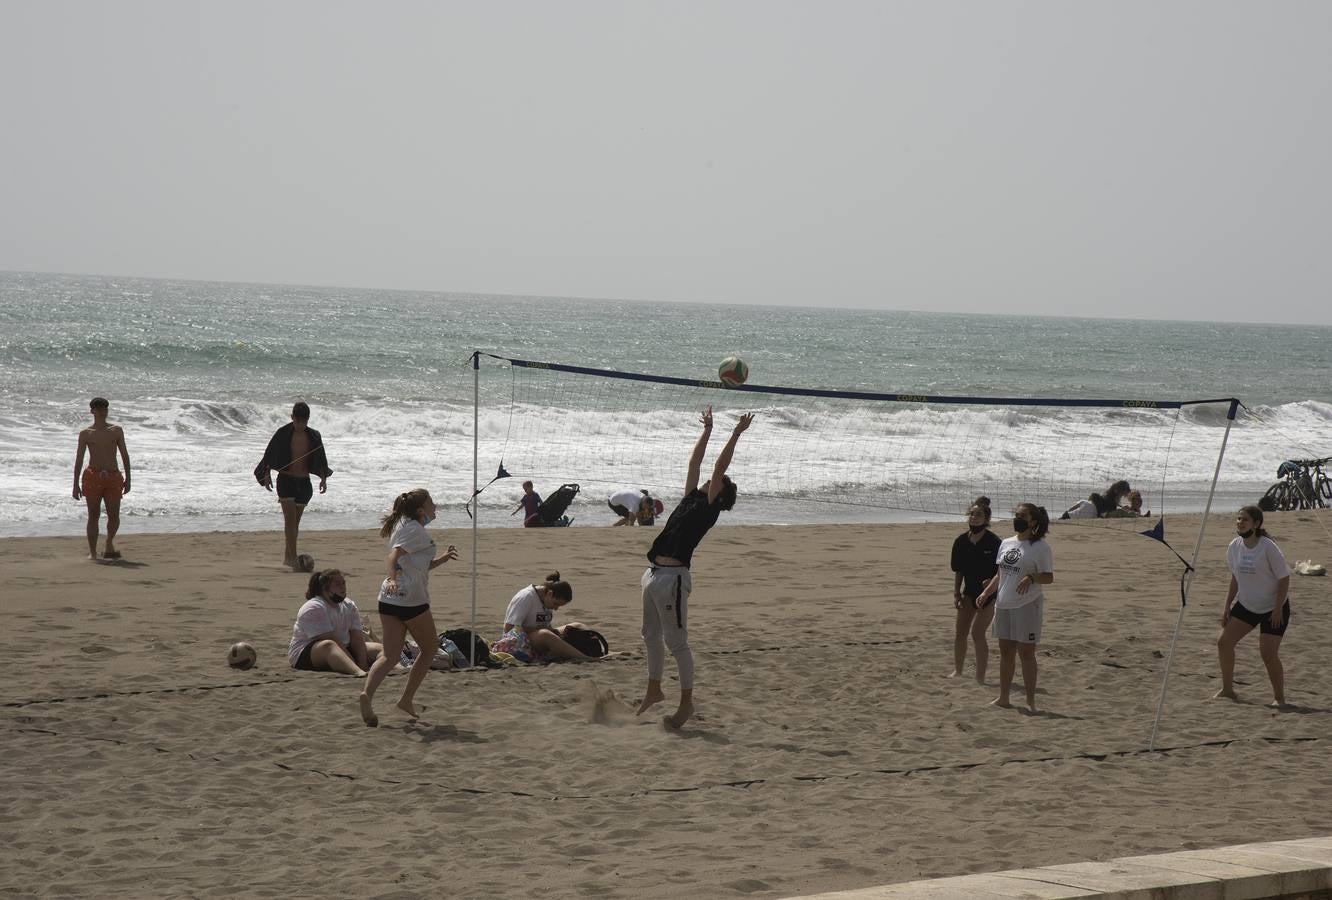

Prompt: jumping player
[
  {"left": 636, "top": 405, "right": 754, "bottom": 729},
  {"left": 72, "top": 397, "right": 132, "bottom": 560}
]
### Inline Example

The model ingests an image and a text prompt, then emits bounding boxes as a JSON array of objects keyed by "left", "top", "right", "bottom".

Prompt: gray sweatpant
[{"left": 641, "top": 565, "right": 694, "bottom": 690}]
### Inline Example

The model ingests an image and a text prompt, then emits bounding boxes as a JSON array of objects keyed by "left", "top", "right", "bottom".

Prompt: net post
[
  {"left": 1148, "top": 398, "right": 1240, "bottom": 750},
  {"left": 470, "top": 351, "right": 479, "bottom": 667}
]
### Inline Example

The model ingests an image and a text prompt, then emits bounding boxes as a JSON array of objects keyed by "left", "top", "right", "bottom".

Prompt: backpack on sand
[{"left": 560, "top": 625, "right": 609, "bottom": 658}]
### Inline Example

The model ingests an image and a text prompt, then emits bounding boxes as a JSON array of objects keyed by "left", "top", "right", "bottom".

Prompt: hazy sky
[{"left": 3, "top": 1, "right": 1330, "bottom": 324}]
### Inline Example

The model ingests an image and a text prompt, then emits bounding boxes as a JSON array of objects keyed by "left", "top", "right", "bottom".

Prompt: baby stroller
[{"left": 531, "top": 483, "right": 579, "bottom": 527}]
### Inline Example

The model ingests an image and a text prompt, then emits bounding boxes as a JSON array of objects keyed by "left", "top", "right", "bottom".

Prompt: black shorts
[
  {"left": 1229, "top": 599, "right": 1291, "bottom": 636},
  {"left": 294, "top": 641, "right": 319, "bottom": 670},
  {"left": 609, "top": 501, "right": 632, "bottom": 518},
  {"left": 959, "top": 593, "right": 981, "bottom": 611},
  {"left": 276, "top": 474, "right": 314, "bottom": 505},
  {"left": 379, "top": 602, "right": 430, "bottom": 622}
]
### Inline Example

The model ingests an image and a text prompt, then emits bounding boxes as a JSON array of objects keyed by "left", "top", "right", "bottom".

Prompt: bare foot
[
  {"left": 663, "top": 701, "right": 695, "bottom": 730},
  {"left": 1025, "top": 703, "right": 1039, "bottom": 714},
  {"left": 975, "top": 675, "right": 986, "bottom": 686},
  {"left": 396, "top": 699, "right": 422, "bottom": 719},
  {"left": 1212, "top": 688, "right": 1238, "bottom": 701},
  {"left": 945, "top": 670, "right": 962, "bottom": 679},
  {"left": 635, "top": 687, "right": 665, "bottom": 716},
  {"left": 1266, "top": 699, "right": 1287, "bottom": 710},
  {"left": 990, "top": 697, "right": 1013, "bottom": 709},
  {"left": 103, "top": 548, "right": 121, "bottom": 560},
  {"left": 358, "top": 692, "right": 378, "bottom": 727}
]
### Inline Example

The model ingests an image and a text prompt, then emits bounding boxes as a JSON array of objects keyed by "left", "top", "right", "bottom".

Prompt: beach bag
[
  {"left": 561, "top": 625, "right": 609, "bottom": 658},
  {"left": 441, "top": 628, "right": 495, "bottom": 667}
]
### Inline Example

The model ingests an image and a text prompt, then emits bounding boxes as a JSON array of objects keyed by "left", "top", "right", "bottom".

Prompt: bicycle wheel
[{"left": 1318, "top": 473, "right": 1332, "bottom": 501}]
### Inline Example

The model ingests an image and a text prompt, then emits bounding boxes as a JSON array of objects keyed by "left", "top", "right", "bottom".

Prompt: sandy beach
[{"left": 1, "top": 513, "right": 1329, "bottom": 898}]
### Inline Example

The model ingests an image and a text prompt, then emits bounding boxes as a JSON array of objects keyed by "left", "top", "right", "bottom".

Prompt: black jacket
[{"left": 254, "top": 422, "right": 333, "bottom": 484}]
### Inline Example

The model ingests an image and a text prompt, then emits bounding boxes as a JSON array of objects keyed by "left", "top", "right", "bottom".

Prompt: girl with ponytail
[{"left": 1215, "top": 505, "right": 1292, "bottom": 707}]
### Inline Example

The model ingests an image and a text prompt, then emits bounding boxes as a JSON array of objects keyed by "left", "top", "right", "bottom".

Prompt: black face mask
[
  {"left": 328, "top": 593, "right": 346, "bottom": 603},
  {"left": 1013, "top": 517, "right": 1030, "bottom": 534},
  {"left": 968, "top": 523, "right": 987, "bottom": 534},
  {"left": 1237, "top": 529, "right": 1254, "bottom": 539}
]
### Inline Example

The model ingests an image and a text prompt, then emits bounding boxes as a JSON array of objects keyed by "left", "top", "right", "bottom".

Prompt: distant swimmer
[
  {"left": 254, "top": 401, "right": 333, "bottom": 571},
  {"left": 72, "top": 397, "right": 132, "bottom": 561}
]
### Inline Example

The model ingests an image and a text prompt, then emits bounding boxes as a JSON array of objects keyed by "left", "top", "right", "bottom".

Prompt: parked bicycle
[{"left": 1260, "top": 457, "right": 1331, "bottom": 511}]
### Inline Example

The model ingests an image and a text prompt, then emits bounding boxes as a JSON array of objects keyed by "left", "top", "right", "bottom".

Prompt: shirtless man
[
  {"left": 636, "top": 405, "right": 754, "bottom": 729},
  {"left": 254, "top": 401, "right": 333, "bottom": 570},
  {"left": 72, "top": 397, "right": 132, "bottom": 560}
]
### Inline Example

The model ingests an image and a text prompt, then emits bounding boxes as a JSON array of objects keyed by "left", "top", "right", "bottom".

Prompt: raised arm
[
  {"left": 706, "top": 413, "right": 754, "bottom": 504},
  {"left": 684, "top": 406, "right": 714, "bottom": 495}
]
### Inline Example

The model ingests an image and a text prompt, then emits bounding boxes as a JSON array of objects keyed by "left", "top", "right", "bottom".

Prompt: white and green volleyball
[{"left": 718, "top": 356, "right": 749, "bottom": 386}]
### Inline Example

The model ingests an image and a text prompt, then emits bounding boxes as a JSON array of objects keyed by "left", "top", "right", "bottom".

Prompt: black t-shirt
[
  {"left": 647, "top": 489, "right": 722, "bottom": 568},
  {"left": 950, "top": 529, "right": 1002, "bottom": 598}
]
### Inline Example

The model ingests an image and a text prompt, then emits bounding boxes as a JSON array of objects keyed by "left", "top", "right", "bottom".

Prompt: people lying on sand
[{"left": 1103, "top": 490, "right": 1150, "bottom": 518}]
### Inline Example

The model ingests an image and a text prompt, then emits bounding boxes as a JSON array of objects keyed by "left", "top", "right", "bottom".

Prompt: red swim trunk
[{"left": 81, "top": 467, "right": 125, "bottom": 501}]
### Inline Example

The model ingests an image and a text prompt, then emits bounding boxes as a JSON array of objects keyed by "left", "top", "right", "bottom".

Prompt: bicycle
[{"left": 1261, "top": 457, "right": 1331, "bottom": 511}]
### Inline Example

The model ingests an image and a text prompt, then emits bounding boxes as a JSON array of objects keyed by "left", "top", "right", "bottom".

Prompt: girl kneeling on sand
[
  {"left": 976, "top": 503, "right": 1054, "bottom": 712},
  {"left": 492, "top": 572, "right": 595, "bottom": 662},
  {"left": 1215, "top": 505, "right": 1291, "bottom": 708}
]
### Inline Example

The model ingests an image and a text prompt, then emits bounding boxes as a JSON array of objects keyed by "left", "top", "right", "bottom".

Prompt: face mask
[
  {"left": 1238, "top": 528, "right": 1254, "bottom": 538},
  {"left": 422, "top": 513, "right": 435, "bottom": 525},
  {"left": 1013, "top": 517, "right": 1030, "bottom": 533},
  {"left": 328, "top": 593, "right": 346, "bottom": 603},
  {"left": 968, "top": 523, "right": 986, "bottom": 534}
]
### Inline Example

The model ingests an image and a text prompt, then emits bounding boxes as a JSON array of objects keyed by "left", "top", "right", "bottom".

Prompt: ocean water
[{"left": 1, "top": 271, "right": 1329, "bottom": 538}]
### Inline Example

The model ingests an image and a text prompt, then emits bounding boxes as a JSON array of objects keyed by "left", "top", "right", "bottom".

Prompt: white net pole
[
  {"left": 1148, "top": 399, "right": 1239, "bottom": 751},
  {"left": 470, "top": 351, "right": 479, "bottom": 666}
]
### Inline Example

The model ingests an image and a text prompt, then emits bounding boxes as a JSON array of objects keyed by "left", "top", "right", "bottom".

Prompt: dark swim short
[
  {"left": 276, "top": 473, "right": 314, "bottom": 505},
  {"left": 959, "top": 593, "right": 981, "bottom": 611},
  {"left": 1229, "top": 599, "right": 1291, "bottom": 636},
  {"left": 295, "top": 642, "right": 318, "bottom": 670},
  {"left": 378, "top": 602, "right": 430, "bottom": 622},
  {"left": 609, "top": 501, "right": 632, "bottom": 517}
]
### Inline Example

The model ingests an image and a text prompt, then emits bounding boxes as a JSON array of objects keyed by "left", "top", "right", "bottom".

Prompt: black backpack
[
  {"left": 561, "top": 625, "right": 609, "bottom": 658},
  {"left": 440, "top": 628, "right": 498, "bottom": 668}
]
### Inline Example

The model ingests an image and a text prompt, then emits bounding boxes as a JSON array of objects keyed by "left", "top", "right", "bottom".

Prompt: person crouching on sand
[
  {"left": 637, "top": 405, "right": 754, "bottom": 729},
  {"left": 491, "top": 572, "right": 595, "bottom": 662},
  {"left": 358, "top": 489, "right": 458, "bottom": 727},
  {"left": 1214, "top": 505, "right": 1292, "bottom": 708},
  {"left": 976, "top": 503, "right": 1054, "bottom": 713},
  {"left": 289, "top": 569, "right": 382, "bottom": 676},
  {"left": 948, "top": 496, "right": 1001, "bottom": 682}
]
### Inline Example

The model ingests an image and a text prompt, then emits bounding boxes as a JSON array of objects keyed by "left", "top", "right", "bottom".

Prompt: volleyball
[
  {"left": 227, "top": 641, "right": 257, "bottom": 670},
  {"left": 295, "top": 553, "right": 315, "bottom": 572},
  {"left": 718, "top": 356, "right": 749, "bottom": 386}
]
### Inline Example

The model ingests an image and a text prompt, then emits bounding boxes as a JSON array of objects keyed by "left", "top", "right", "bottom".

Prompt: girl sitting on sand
[
  {"left": 358, "top": 489, "right": 458, "bottom": 727},
  {"left": 976, "top": 503, "right": 1054, "bottom": 713},
  {"left": 1215, "top": 505, "right": 1292, "bottom": 708},
  {"left": 948, "top": 496, "right": 1002, "bottom": 682},
  {"left": 289, "top": 569, "right": 382, "bottom": 676},
  {"left": 491, "top": 572, "right": 595, "bottom": 662}
]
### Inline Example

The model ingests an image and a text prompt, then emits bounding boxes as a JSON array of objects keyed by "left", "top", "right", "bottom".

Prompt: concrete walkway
[{"left": 797, "top": 835, "right": 1332, "bottom": 899}]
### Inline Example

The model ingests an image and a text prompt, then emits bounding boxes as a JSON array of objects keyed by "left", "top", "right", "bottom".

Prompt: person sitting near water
[
  {"left": 511, "top": 480, "right": 543, "bottom": 527},
  {"left": 288, "top": 569, "right": 383, "bottom": 675},
  {"left": 490, "top": 572, "right": 596, "bottom": 662},
  {"left": 1104, "top": 489, "right": 1150, "bottom": 518},
  {"left": 608, "top": 488, "right": 663, "bottom": 526},
  {"left": 1061, "top": 480, "right": 1133, "bottom": 519}
]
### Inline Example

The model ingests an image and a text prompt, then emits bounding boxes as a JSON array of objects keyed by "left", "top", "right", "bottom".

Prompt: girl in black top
[{"left": 948, "top": 496, "right": 1001, "bottom": 683}]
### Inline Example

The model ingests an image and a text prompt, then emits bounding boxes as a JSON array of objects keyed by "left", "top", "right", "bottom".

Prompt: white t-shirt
[
  {"left": 1226, "top": 536, "right": 1290, "bottom": 614},
  {"left": 609, "top": 489, "right": 645, "bottom": 513},
  {"left": 504, "top": 585, "right": 555, "bottom": 632},
  {"left": 383, "top": 518, "right": 435, "bottom": 607},
  {"left": 1065, "top": 499, "right": 1098, "bottom": 519},
  {"left": 993, "top": 536, "right": 1054, "bottom": 609},
  {"left": 288, "top": 597, "right": 363, "bottom": 667}
]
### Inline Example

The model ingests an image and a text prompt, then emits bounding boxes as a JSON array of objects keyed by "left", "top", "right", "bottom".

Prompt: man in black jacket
[{"left": 254, "top": 401, "right": 333, "bottom": 570}]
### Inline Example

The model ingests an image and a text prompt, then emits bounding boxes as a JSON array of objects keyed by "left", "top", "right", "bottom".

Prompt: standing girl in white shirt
[
  {"left": 358, "top": 489, "right": 458, "bottom": 727},
  {"left": 1215, "top": 505, "right": 1292, "bottom": 708},
  {"left": 976, "top": 502, "right": 1054, "bottom": 713}
]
